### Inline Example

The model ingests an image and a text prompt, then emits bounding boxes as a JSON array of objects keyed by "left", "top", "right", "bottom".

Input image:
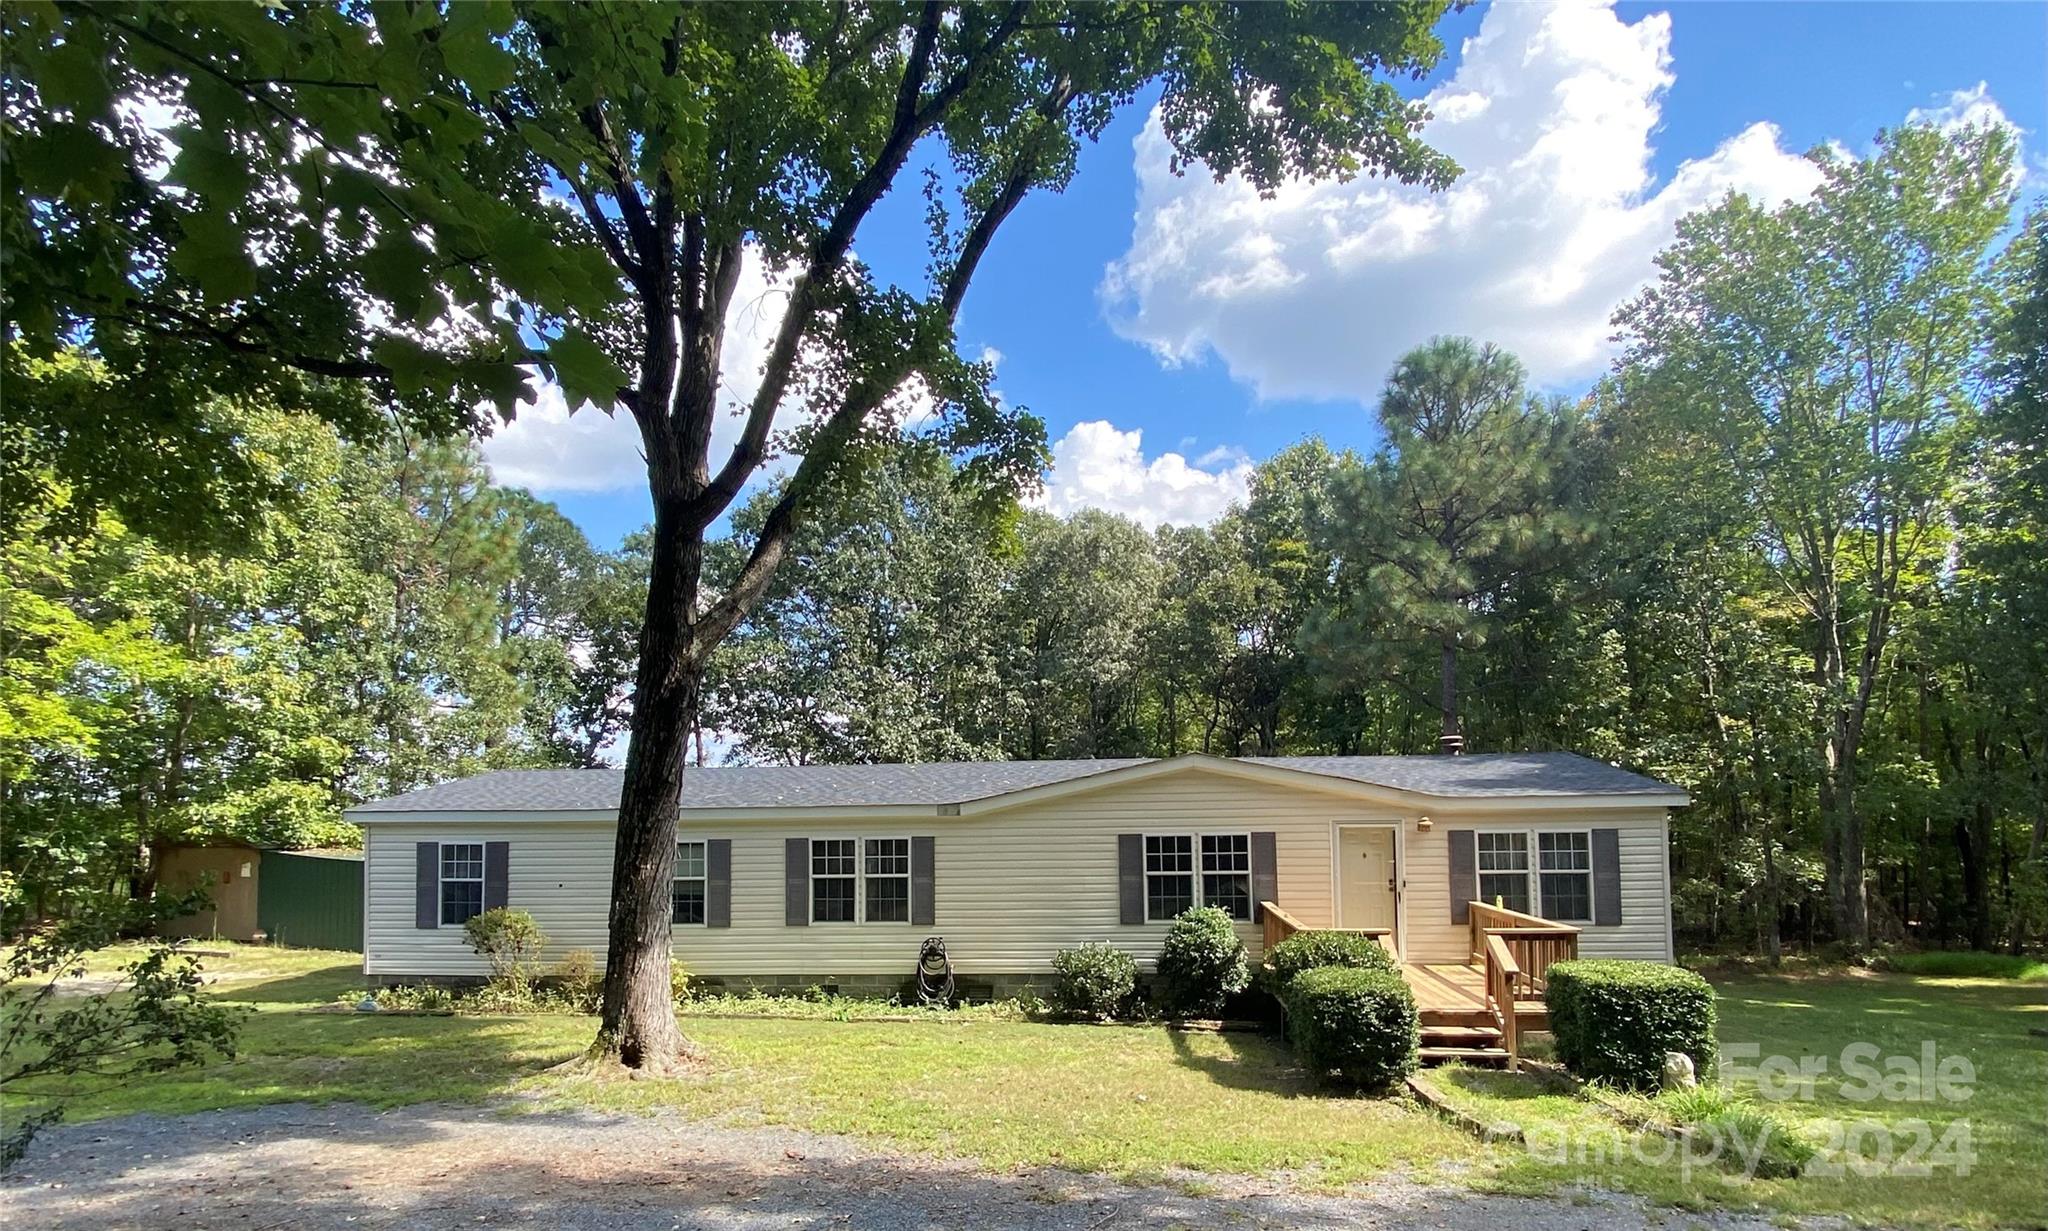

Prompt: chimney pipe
[{"left": 1438, "top": 733, "right": 1466, "bottom": 756}]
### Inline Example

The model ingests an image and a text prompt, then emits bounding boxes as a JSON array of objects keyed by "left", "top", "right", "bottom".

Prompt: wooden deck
[
  {"left": 1259, "top": 898, "right": 1575, "bottom": 1069},
  {"left": 1401, "top": 962, "right": 1550, "bottom": 1023}
]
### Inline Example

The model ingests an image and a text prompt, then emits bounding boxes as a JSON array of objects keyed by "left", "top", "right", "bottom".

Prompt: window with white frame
[
  {"left": 439, "top": 842, "right": 485, "bottom": 925},
  {"left": 1538, "top": 831, "right": 1592, "bottom": 922},
  {"left": 1144, "top": 835, "right": 1195, "bottom": 921},
  {"left": 673, "top": 840, "right": 708, "bottom": 925},
  {"left": 811, "top": 839, "right": 857, "bottom": 923},
  {"left": 1476, "top": 832, "right": 1531, "bottom": 915},
  {"left": 1201, "top": 834, "right": 1253, "bottom": 921},
  {"left": 1144, "top": 833, "right": 1253, "bottom": 922},
  {"left": 864, "top": 838, "right": 911, "bottom": 923}
]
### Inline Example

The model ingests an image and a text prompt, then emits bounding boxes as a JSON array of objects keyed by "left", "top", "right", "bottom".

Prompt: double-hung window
[
  {"left": 1476, "top": 832, "right": 1531, "bottom": 915},
  {"left": 672, "top": 840, "right": 708, "bottom": 926},
  {"left": 439, "top": 842, "right": 485, "bottom": 925},
  {"left": 1145, "top": 833, "right": 1253, "bottom": 922},
  {"left": 810, "top": 838, "right": 910, "bottom": 924},
  {"left": 1537, "top": 832, "right": 1592, "bottom": 922},
  {"left": 1475, "top": 830, "right": 1595, "bottom": 923},
  {"left": 1144, "top": 835, "right": 1195, "bottom": 921},
  {"left": 811, "top": 839, "right": 857, "bottom": 922},
  {"left": 1200, "top": 834, "right": 1252, "bottom": 921}
]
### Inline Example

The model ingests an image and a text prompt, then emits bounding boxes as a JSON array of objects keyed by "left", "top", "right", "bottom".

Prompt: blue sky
[{"left": 488, "top": 1, "right": 2047, "bottom": 551}]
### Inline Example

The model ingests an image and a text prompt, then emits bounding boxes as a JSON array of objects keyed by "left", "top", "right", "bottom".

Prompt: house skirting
[{"left": 369, "top": 971, "right": 1063, "bottom": 1002}]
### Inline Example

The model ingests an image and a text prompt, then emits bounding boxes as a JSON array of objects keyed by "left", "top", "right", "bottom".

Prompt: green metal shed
[{"left": 256, "top": 850, "right": 364, "bottom": 951}]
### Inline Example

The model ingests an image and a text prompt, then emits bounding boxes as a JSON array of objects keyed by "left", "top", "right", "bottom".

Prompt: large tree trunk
[
  {"left": 1815, "top": 585, "right": 1869, "bottom": 948},
  {"left": 594, "top": 506, "right": 699, "bottom": 1071}
]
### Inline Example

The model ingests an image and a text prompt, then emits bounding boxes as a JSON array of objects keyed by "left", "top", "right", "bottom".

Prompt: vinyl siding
[
  {"left": 1398, "top": 811, "right": 1675, "bottom": 964},
  {"left": 361, "top": 767, "right": 1676, "bottom": 977}
]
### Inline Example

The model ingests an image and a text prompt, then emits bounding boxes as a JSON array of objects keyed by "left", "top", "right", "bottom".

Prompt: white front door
[{"left": 1338, "top": 826, "right": 1398, "bottom": 933}]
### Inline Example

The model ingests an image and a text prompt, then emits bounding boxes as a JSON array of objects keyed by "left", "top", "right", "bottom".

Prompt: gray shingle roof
[{"left": 347, "top": 752, "right": 1679, "bottom": 816}]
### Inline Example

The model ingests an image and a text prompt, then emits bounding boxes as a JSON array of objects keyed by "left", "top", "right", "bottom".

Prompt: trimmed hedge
[
  {"left": 1266, "top": 930, "right": 1396, "bottom": 993},
  {"left": 1156, "top": 906, "right": 1251, "bottom": 1017},
  {"left": 1284, "top": 966, "right": 1419, "bottom": 1089},
  {"left": 1547, "top": 959, "right": 1717, "bottom": 1091},
  {"left": 1049, "top": 942, "right": 1138, "bottom": 1019}
]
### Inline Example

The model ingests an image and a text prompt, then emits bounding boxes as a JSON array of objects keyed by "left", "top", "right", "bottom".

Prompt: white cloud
[
  {"left": 1033, "top": 420, "right": 1253, "bottom": 529},
  {"left": 1101, "top": 0, "right": 1841, "bottom": 398},
  {"left": 1906, "top": 81, "right": 2015, "bottom": 136}
]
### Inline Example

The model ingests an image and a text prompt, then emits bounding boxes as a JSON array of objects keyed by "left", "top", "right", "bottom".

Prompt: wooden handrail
[
  {"left": 1483, "top": 932, "right": 1521, "bottom": 1071},
  {"left": 1467, "top": 902, "right": 1580, "bottom": 990},
  {"left": 1258, "top": 902, "right": 1391, "bottom": 955},
  {"left": 1469, "top": 901, "right": 1580, "bottom": 933}
]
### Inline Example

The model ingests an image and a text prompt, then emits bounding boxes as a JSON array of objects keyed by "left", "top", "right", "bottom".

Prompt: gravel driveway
[{"left": 4, "top": 1101, "right": 1828, "bottom": 1230}]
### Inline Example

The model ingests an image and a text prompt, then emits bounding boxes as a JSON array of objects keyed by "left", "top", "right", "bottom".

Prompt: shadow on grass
[
  {"left": 1163, "top": 1026, "right": 1330, "bottom": 1098},
  {"left": 215, "top": 964, "right": 366, "bottom": 1006}
]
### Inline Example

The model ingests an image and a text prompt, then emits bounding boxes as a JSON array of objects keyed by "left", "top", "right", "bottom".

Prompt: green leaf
[
  {"left": 38, "top": 37, "right": 114, "bottom": 117},
  {"left": 361, "top": 231, "right": 437, "bottom": 325},
  {"left": 545, "top": 326, "right": 626, "bottom": 410},
  {"left": 170, "top": 209, "right": 257, "bottom": 302},
  {"left": 441, "top": 24, "right": 516, "bottom": 96}
]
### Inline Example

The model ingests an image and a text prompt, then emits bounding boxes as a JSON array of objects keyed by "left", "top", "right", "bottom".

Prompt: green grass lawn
[
  {"left": 11, "top": 948, "right": 2045, "bottom": 1227},
  {"left": 1420, "top": 968, "right": 2048, "bottom": 1229}
]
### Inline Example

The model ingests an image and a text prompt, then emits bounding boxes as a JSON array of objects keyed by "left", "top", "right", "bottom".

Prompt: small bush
[
  {"left": 1155, "top": 907, "right": 1251, "bottom": 1018},
  {"left": 1266, "top": 930, "right": 1395, "bottom": 994},
  {"left": 670, "top": 961, "right": 692, "bottom": 1005},
  {"left": 1284, "top": 966, "right": 1419, "bottom": 1089},
  {"left": 461, "top": 908, "right": 546, "bottom": 989},
  {"left": 1050, "top": 943, "right": 1138, "bottom": 1019},
  {"left": 553, "top": 949, "right": 600, "bottom": 1011},
  {"left": 1547, "top": 959, "right": 1716, "bottom": 1092}
]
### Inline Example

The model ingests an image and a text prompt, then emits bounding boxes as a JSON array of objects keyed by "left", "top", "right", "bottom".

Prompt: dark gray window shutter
[
  {"left": 1117, "top": 833, "right": 1144, "bottom": 925},
  {"left": 1592, "top": 828, "right": 1623, "bottom": 926},
  {"left": 911, "top": 836, "right": 935, "bottom": 926},
  {"left": 706, "top": 838, "right": 732, "bottom": 928},
  {"left": 1448, "top": 829, "right": 1476, "bottom": 924},
  {"left": 415, "top": 841, "right": 439, "bottom": 929},
  {"left": 1249, "top": 831, "right": 1278, "bottom": 922},
  {"left": 784, "top": 837, "right": 809, "bottom": 927},
  {"left": 483, "top": 841, "right": 509, "bottom": 910}
]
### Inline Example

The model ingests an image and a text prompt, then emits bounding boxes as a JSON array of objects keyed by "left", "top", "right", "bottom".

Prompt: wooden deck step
[
  {"left": 1417, "top": 1007, "right": 1496, "bottom": 1029},
  {"left": 1420, "top": 1024, "right": 1502, "bottom": 1046},
  {"left": 1419, "top": 1045, "right": 1512, "bottom": 1065}
]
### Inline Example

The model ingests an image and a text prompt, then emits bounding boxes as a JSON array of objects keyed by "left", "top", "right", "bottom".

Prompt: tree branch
[{"left": 683, "top": 2, "right": 1028, "bottom": 530}]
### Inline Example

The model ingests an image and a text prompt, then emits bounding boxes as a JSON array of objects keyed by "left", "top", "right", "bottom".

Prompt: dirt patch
[{"left": 2, "top": 1101, "right": 1850, "bottom": 1231}]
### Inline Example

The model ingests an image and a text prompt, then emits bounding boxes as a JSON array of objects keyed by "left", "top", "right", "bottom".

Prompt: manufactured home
[{"left": 349, "top": 753, "right": 1683, "bottom": 1010}]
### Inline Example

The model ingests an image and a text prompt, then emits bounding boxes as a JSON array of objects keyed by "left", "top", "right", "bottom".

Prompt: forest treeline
[{"left": 4, "top": 125, "right": 2041, "bottom": 956}]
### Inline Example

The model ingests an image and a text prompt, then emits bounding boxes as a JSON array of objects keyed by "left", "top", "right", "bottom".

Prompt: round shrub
[
  {"left": 1050, "top": 942, "right": 1138, "bottom": 1019},
  {"left": 1284, "top": 966, "right": 1419, "bottom": 1089},
  {"left": 1546, "top": 959, "right": 1716, "bottom": 1091},
  {"left": 461, "top": 907, "right": 546, "bottom": 988},
  {"left": 1267, "top": 930, "right": 1396, "bottom": 993},
  {"left": 1155, "top": 906, "right": 1251, "bottom": 1017}
]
